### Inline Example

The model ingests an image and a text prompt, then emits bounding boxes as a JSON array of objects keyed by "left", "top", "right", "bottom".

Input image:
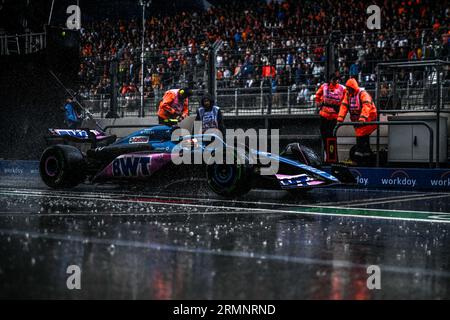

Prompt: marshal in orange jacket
[
  {"left": 157, "top": 89, "right": 189, "bottom": 120},
  {"left": 337, "top": 78, "right": 377, "bottom": 137},
  {"left": 315, "top": 82, "right": 346, "bottom": 120}
]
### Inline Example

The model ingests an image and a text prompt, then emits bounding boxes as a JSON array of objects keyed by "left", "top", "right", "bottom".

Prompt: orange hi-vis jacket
[
  {"left": 158, "top": 89, "right": 189, "bottom": 120},
  {"left": 337, "top": 79, "right": 377, "bottom": 137},
  {"left": 315, "top": 83, "right": 346, "bottom": 120}
]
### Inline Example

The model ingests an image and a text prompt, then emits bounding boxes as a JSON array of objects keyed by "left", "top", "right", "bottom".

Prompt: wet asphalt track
[{"left": 0, "top": 176, "right": 450, "bottom": 299}]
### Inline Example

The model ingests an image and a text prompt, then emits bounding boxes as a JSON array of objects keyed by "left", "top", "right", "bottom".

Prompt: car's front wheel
[{"left": 206, "top": 163, "right": 253, "bottom": 198}]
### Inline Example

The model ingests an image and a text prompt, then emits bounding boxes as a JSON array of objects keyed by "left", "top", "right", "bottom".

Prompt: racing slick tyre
[
  {"left": 39, "top": 145, "right": 85, "bottom": 188},
  {"left": 206, "top": 148, "right": 253, "bottom": 198}
]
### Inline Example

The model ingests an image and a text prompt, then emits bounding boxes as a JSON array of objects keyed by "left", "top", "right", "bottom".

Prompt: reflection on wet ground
[{"left": 0, "top": 177, "right": 450, "bottom": 299}]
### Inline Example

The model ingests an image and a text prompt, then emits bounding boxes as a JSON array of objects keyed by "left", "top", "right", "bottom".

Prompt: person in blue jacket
[
  {"left": 64, "top": 98, "right": 82, "bottom": 129},
  {"left": 195, "top": 93, "right": 226, "bottom": 135}
]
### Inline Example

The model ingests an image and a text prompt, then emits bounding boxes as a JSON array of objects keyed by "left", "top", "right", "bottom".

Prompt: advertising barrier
[
  {"left": 0, "top": 160, "right": 40, "bottom": 177},
  {"left": 345, "top": 167, "right": 450, "bottom": 190},
  {"left": 1, "top": 160, "right": 449, "bottom": 191}
]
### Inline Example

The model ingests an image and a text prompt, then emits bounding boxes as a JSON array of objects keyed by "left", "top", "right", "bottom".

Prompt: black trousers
[
  {"left": 320, "top": 117, "right": 337, "bottom": 144},
  {"left": 356, "top": 135, "right": 372, "bottom": 153}
]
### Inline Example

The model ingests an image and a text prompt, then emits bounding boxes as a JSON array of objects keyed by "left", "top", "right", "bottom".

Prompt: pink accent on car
[
  {"left": 306, "top": 180, "right": 326, "bottom": 186},
  {"left": 275, "top": 173, "right": 307, "bottom": 180},
  {"left": 149, "top": 153, "right": 172, "bottom": 171},
  {"left": 94, "top": 153, "right": 172, "bottom": 180},
  {"left": 101, "top": 163, "right": 113, "bottom": 177},
  {"left": 44, "top": 156, "right": 58, "bottom": 177}
]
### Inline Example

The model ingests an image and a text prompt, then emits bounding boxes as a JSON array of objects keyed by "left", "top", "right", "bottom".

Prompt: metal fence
[
  {"left": 0, "top": 32, "right": 46, "bottom": 55},
  {"left": 372, "top": 60, "right": 450, "bottom": 166},
  {"left": 83, "top": 85, "right": 319, "bottom": 118},
  {"left": 83, "top": 78, "right": 450, "bottom": 118},
  {"left": 375, "top": 61, "right": 450, "bottom": 113},
  {"left": 215, "top": 86, "right": 316, "bottom": 116},
  {"left": 376, "top": 82, "right": 450, "bottom": 112}
]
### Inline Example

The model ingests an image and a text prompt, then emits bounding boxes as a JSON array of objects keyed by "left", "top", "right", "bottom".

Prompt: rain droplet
[{"left": 108, "top": 244, "right": 115, "bottom": 255}]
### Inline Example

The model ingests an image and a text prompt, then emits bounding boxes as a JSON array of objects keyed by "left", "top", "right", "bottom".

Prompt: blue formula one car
[{"left": 39, "top": 124, "right": 355, "bottom": 197}]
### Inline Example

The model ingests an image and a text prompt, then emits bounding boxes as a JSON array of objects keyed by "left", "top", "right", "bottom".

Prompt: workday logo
[
  {"left": 381, "top": 170, "right": 416, "bottom": 187},
  {"left": 350, "top": 169, "right": 369, "bottom": 186},
  {"left": 430, "top": 171, "right": 450, "bottom": 187}
]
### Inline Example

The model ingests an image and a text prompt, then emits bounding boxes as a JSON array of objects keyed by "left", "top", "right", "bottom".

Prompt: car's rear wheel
[{"left": 39, "top": 145, "right": 85, "bottom": 188}]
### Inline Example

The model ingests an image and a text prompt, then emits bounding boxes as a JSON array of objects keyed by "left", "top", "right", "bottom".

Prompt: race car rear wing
[{"left": 45, "top": 128, "right": 117, "bottom": 148}]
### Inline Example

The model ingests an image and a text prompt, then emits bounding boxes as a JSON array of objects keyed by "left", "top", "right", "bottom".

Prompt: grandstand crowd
[{"left": 78, "top": 0, "right": 450, "bottom": 100}]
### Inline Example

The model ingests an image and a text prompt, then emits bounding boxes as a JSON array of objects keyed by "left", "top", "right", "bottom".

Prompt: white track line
[
  {"left": 1, "top": 190, "right": 450, "bottom": 224},
  {"left": 0, "top": 188, "right": 447, "bottom": 215},
  {"left": 1, "top": 187, "right": 449, "bottom": 217},
  {"left": 347, "top": 194, "right": 450, "bottom": 207},
  {"left": 0, "top": 211, "right": 285, "bottom": 217},
  {"left": 2, "top": 187, "right": 448, "bottom": 214},
  {"left": 0, "top": 191, "right": 296, "bottom": 214},
  {"left": 317, "top": 192, "right": 436, "bottom": 206},
  {"left": 2, "top": 228, "right": 450, "bottom": 278}
]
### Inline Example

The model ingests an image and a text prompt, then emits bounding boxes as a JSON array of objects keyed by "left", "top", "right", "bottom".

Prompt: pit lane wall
[
  {"left": 334, "top": 167, "right": 450, "bottom": 190},
  {"left": 1, "top": 159, "right": 449, "bottom": 191},
  {"left": 0, "top": 160, "right": 39, "bottom": 177}
]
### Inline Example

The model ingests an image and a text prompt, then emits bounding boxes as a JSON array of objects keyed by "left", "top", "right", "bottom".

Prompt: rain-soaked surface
[{"left": 0, "top": 176, "right": 450, "bottom": 299}]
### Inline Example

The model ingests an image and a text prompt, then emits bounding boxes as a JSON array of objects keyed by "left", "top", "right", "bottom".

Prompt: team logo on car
[
  {"left": 112, "top": 156, "right": 151, "bottom": 177},
  {"left": 129, "top": 136, "right": 149, "bottom": 144}
]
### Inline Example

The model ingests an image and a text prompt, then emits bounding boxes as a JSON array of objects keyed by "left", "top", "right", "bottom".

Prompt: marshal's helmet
[{"left": 179, "top": 87, "right": 193, "bottom": 99}]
